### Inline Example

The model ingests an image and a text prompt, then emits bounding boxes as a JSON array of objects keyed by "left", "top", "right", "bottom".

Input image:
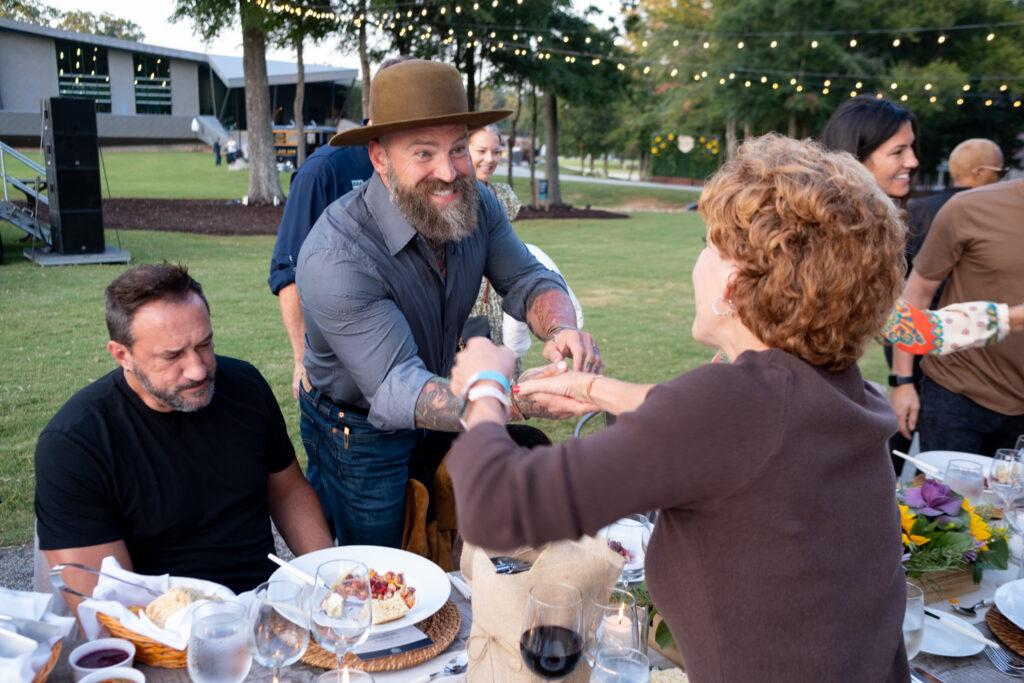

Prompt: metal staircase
[{"left": 0, "top": 141, "right": 51, "bottom": 245}]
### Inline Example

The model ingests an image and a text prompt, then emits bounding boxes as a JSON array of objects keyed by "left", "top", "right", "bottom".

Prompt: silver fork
[{"left": 986, "top": 645, "right": 1024, "bottom": 677}]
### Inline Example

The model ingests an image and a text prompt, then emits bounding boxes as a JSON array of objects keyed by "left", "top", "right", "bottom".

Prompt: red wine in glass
[{"left": 520, "top": 624, "right": 584, "bottom": 679}]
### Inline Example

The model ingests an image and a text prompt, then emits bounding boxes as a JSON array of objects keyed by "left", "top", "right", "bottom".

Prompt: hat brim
[{"left": 330, "top": 109, "right": 513, "bottom": 146}]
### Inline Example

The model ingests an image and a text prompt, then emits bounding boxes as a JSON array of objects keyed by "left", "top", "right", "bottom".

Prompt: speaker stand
[{"left": 24, "top": 245, "right": 131, "bottom": 267}]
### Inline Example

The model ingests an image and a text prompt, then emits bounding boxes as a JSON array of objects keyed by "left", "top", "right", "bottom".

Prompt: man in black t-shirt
[{"left": 35, "top": 264, "right": 332, "bottom": 613}]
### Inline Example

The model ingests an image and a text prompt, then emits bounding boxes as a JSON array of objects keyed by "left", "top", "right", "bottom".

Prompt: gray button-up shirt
[{"left": 296, "top": 173, "right": 568, "bottom": 431}]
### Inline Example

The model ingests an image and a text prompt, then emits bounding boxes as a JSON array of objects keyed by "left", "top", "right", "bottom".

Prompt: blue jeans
[
  {"left": 299, "top": 383, "right": 421, "bottom": 547},
  {"left": 919, "top": 377, "right": 1024, "bottom": 456}
]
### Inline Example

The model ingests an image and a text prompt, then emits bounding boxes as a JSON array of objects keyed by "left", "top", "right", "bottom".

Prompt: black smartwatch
[{"left": 888, "top": 374, "right": 915, "bottom": 387}]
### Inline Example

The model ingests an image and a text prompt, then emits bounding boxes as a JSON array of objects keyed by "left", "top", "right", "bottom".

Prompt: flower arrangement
[{"left": 900, "top": 478, "right": 1009, "bottom": 582}]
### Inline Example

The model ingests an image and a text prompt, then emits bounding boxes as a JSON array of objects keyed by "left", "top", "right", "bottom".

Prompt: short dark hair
[
  {"left": 105, "top": 263, "right": 208, "bottom": 346},
  {"left": 820, "top": 96, "right": 919, "bottom": 164}
]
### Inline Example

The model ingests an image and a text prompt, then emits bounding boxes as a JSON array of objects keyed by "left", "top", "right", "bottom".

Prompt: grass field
[{"left": 0, "top": 150, "right": 884, "bottom": 546}]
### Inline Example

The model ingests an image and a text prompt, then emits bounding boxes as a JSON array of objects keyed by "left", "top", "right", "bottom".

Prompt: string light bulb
[
  {"left": 744, "top": 80, "right": 751, "bottom": 87},
  {"left": 890, "top": 82, "right": 898, "bottom": 90},
  {"left": 703, "top": 41, "right": 710, "bottom": 49},
  {"left": 929, "top": 95, "right": 937, "bottom": 103},
  {"left": 855, "top": 81, "right": 863, "bottom": 89},
  {"left": 669, "top": 68, "right": 678, "bottom": 77},
  {"left": 849, "top": 38, "right": 857, "bottom": 47},
  {"left": 1000, "top": 84, "right": 1008, "bottom": 92},
  {"left": 810, "top": 40, "right": 818, "bottom": 48},
  {"left": 956, "top": 97, "right": 964, "bottom": 105},
  {"left": 822, "top": 87, "right": 829, "bottom": 94},
  {"left": 924, "top": 83, "right": 932, "bottom": 91},
  {"left": 987, "top": 32, "right": 996, "bottom": 41},
  {"left": 737, "top": 40, "right": 745, "bottom": 49},
  {"left": 962, "top": 84, "right": 970, "bottom": 91},
  {"left": 985, "top": 99, "right": 993, "bottom": 106},
  {"left": 937, "top": 34, "right": 947, "bottom": 44},
  {"left": 899, "top": 94, "right": 908, "bottom": 101},
  {"left": 769, "top": 40, "right": 778, "bottom": 48},
  {"left": 892, "top": 38, "right": 900, "bottom": 47},
  {"left": 850, "top": 90, "right": 858, "bottom": 97},
  {"left": 672, "top": 39, "right": 679, "bottom": 47}
]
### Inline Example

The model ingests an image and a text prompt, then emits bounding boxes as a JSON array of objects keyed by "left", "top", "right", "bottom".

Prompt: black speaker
[{"left": 42, "top": 97, "right": 105, "bottom": 254}]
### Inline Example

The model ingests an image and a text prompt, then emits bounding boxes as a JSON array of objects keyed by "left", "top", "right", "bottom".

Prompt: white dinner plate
[
  {"left": 914, "top": 451, "right": 993, "bottom": 478},
  {"left": 995, "top": 579, "right": 1024, "bottom": 631},
  {"left": 919, "top": 611, "right": 985, "bottom": 657},
  {"left": 269, "top": 545, "right": 450, "bottom": 633}
]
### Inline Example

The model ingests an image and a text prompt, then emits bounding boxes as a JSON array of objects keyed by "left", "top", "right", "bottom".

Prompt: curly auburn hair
[{"left": 699, "top": 134, "right": 906, "bottom": 372}]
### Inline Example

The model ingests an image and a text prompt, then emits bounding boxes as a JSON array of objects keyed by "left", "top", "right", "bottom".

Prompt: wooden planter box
[
  {"left": 908, "top": 569, "right": 978, "bottom": 605},
  {"left": 648, "top": 614, "right": 685, "bottom": 669}
]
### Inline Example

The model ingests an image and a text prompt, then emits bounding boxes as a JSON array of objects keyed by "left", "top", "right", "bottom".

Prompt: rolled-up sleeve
[
  {"left": 298, "top": 246, "right": 433, "bottom": 430},
  {"left": 479, "top": 189, "right": 568, "bottom": 322}
]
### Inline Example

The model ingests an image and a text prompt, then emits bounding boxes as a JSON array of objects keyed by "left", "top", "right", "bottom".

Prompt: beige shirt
[{"left": 915, "top": 179, "right": 1024, "bottom": 415}]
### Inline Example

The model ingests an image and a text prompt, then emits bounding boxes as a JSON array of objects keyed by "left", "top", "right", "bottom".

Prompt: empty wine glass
[
  {"left": 603, "top": 515, "right": 653, "bottom": 585},
  {"left": 589, "top": 646, "right": 650, "bottom": 683},
  {"left": 520, "top": 583, "right": 584, "bottom": 680},
  {"left": 945, "top": 460, "right": 985, "bottom": 503},
  {"left": 991, "top": 449, "right": 1024, "bottom": 522},
  {"left": 250, "top": 581, "right": 309, "bottom": 683},
  {"left": 584, "top": 589, "right": 639, "bottom": 666},
  {"left": 187, "top": 600, "right": 253, "bottom": 683},
  {"left": 903, "top": 583, "right": 924, "bottom": 661},
  {"left": 310, "top": 559, "right": 373, "bottom": 683}
]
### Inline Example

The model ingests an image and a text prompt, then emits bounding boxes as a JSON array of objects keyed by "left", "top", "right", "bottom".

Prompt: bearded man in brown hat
[{"left": 295, "top": 59, "right": 600, "bottom": 547}]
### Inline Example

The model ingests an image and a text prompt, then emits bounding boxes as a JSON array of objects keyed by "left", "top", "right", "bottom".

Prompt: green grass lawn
[{"left": 0, "top": 211, "right": 889, "bottom": 546}]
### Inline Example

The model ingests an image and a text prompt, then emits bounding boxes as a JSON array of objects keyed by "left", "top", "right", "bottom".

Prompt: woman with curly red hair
[{"left": 445, "top": 134, "right": 911, "bottom": 681}]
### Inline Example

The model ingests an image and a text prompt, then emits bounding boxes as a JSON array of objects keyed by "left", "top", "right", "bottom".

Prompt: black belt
[{"left": 302, "top": 374, "right": 369, "bottom": 416}]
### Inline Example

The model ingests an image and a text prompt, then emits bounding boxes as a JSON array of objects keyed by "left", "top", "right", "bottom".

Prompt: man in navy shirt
[{"left": 268, "top": 143, "right": 374, "bottom": 399}]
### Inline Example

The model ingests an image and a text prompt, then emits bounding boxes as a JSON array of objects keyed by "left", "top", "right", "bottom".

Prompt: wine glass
[
  {"left": 1016, "top": 434, "right": 1024, "bottom": 454},
  {"left": 520, "top": 583, "right": 584, "bottom": 680},
  {"left": 945, "top": 460, "right": 984, "bottom": 503},
  {"left": 603, "top": 515, "right": 653, "bottom": 585},
  {"left": 1004, "top": 492, "right": 1024, "bottom": 579},
  {"left": 589, "top": 646, "right": 650, "bottom": 683},
  {"left": 187, "top": 600, "right": 253, "bottom": 683},
  {"left": 991, "top": 449, "right": 1024, "bottom": 521},
  {"left": 903, "top": 582, "right": 925, "bottom": 661},
  {"left": 310, "top": 559, "right": 373, "bottom": 683},
  {"left": 249, "top": 581, "right": 310, "bottom": 683},
  {"left": 584, "top": 589, "right": 639, "bottom": 666}
]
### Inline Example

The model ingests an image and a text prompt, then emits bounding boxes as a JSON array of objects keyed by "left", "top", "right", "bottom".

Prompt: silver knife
[
  {"left": 913, "top": 666, "right": 945, "bottom": 683},
  {"left": 0, "top": 614, "right": 63, "bottom": 643}
]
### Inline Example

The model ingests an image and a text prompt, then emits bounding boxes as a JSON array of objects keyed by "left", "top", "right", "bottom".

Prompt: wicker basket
[
  {"left": 31, "top": 640, "right": 61, "bottom": 683},
  {"left": 96, "top": 606, "right": 186, "bottom": 668},
  {"left": 908, "top": 569, "right": 978, "bottom": 605}
]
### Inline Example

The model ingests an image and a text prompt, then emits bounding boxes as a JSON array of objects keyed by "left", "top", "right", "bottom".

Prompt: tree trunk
[
  {"left": 294, "top": 35, "right": 306, "bottom": 169},
  {"left": 725, "top": 116, "right": 738, "bottom": 160},
  {"left": 589, "top": 153, "right": 595, "bottom": 175},
  {"left": 239, "top": 0, "right": 281, "bottom": 204},
  {"left": 743, "top": 121, "right": 752, "bottom": 141},
  {"left": 507, "top": 81, "right": 522, "bottom": 187},
  {"left": 464, "top": 42, "right": 476, "bottom": 112},
  {"left": 542, "top": 90, "right": 561, "bottom": 207},
  {"left": 530, "top": 86, "right": 538, "bottom": 207},
  {"left": 603, "top": 152, "right": 609, "bottom": 177},
  {"left": 358, "top": 0, "right": 370, "bottom": 117},
  {"left": 787, "top": 111, "right": 797, "bottom": 138}
]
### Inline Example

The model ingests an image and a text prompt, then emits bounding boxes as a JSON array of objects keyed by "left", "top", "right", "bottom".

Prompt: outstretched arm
[{"left": 526, "top": 286, "right": 603, "bottom": 373}]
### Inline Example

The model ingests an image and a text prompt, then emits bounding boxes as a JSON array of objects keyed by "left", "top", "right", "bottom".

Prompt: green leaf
[
  {"left": 929, "top": 531, "right": 974, "bottom": 553},
  {"left": 655, "top": 619, "right": 676, "bottom": 651}
]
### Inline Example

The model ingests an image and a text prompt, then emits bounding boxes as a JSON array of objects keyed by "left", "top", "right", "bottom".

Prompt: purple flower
[
  {"left": 963, "top": 550, "right": 978, "bottom": 563},
  {"left": 904, "top": 479, "right": 963, "bottom": 517}
]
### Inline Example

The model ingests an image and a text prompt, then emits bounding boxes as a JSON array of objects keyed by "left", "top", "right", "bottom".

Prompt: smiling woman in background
[{"left": 446, "top": 134, "right": 911, "bottom": 682}]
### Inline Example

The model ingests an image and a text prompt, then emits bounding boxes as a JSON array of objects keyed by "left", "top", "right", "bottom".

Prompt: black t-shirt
[{"left": 35, "top": 356, "right": 295, "bottom": 593}]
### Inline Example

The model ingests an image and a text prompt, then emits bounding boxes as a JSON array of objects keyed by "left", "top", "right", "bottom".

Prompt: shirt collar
[{"left": 366, "top": 173, "right": 418, "bottom": 256}]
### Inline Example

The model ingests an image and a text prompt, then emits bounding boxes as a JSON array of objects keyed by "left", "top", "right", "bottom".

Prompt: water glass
[
  {"left": 317, "top": 668, "right": 375, "bottom": 683},
  {"left": 250, "top": 581, "right": 309, "bottom": 683},
  {"left": 992, "top": 449, "right": 1024, "bottom": 515},
  {"left": 310, "top": 560, "right": 373, "bottom": 673},
  {"left": 1016, "top": 434, "right": 1024, "bottom": 454},
  {"left": 945, "top": 460, "right": 985, "bottom": 503},
  {"left": 589, "top": 646, "right": 650, "bottom": 683},
  {"left": 584, "top": 589, "right": 639, "bottom": 666},
  {"left": 187, "top": 601, "right": 252, "bottom": 683},
  {"left": 903, "top": 582, "right": 925, "bottom": 661},
  {"left": 603, "top": 515, "right": 653, "bottom": 585},
  {"left": 520, "top": 583, "right": 584, "bottom": 680}
]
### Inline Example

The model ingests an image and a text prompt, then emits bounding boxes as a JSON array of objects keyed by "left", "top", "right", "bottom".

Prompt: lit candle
[{"left": 598, "top": 603, "right": 634, "bottom": 648}]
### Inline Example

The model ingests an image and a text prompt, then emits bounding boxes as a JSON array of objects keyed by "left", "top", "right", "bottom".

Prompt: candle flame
[
  {"left": 342, "top": 667, "right": 350, "bottom": 683},
  {"left": 618, "top": 602, "right": 626, "bottom": 620}
]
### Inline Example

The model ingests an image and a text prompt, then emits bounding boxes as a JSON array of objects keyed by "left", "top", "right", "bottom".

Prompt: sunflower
[
  {"left": 962, "top": 499, "right": 992, "bottom": 550},
  {"left": 900, "top": 504, "right": 930, "bottom": 547}
]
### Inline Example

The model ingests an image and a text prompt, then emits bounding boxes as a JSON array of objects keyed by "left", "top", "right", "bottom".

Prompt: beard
[
  {"left": 133, "top": 363, "right": 216, "bottom": 412},
  {"left": 386, "top": 159, "right": 479, "bottom": 245}
]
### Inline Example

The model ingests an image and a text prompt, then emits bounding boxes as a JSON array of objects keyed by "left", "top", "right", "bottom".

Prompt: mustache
[{"left": 417, "top": 175, "right": 472, "bottom": 194}]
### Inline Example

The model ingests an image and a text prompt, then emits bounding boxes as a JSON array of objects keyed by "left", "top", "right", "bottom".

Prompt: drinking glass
[
  {"left": 603, "top": 515, "right": 653, "bottom": 585},
  {"left": 945, "top": 460, "right": 985, "bottom": 503},
  {"left": 1015, "top": 434, "right": 1024, "bottom": 454},
  {"left": 589, "top": 646, "right": 650, "bottom": 683},
  {"left": 187, "top": 601, "right": 253, "bottom": 683},
  {"left": 903, "top": 582, "right": 925, "bottom": 661},
  {"left": 249, "top": 581, "right": 309, "bottom": 683},
  {"left": 310, "top": 559, "right": 373, "bottom": 682},
  {"left": 991, "top": 449, "right": 1024, "bottom": 521},
  {"left": 584, "top": 589, "right": 639, "bottom": 666},
  {"left": 317, "top": 670, "right": 374, "bottom": 683},
  {"left": 520, "top": 583, "right": 584, "bottom": 680},
  {"left": 1005, "top": 493, "right": 1024, "bottom": 579}
]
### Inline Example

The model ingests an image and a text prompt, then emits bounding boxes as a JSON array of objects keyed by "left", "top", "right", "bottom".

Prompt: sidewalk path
[{"left": 509, "top": 165, "right": 703, "bottom": 193}]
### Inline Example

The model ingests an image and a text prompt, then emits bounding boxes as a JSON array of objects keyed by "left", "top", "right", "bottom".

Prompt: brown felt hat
[{"left": 330, "top": 59, "right": 512, "bottom": 146}]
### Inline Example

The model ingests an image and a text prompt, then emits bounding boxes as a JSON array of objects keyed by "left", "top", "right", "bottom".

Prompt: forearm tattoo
[
  {"left": 511, "top": 391, "right": 565, "bottom": 420},
  {"left": 414, "top": 377, "right": 464, "bottom": 432},
  {"left": 525, "top": 286, "right": 579, "bottom": 339}
]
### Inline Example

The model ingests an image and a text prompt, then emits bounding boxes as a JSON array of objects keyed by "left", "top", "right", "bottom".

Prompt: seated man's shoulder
[
  {"left": 213, "top": 355, "right": 273, "bottom": 392},
  {"left": 41, "top": 369, "right": 123, "bottom": 438}
]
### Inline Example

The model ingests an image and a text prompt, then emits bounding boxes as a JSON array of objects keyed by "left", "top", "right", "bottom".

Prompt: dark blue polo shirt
[{"left": 268, "top": 144, "right": 374, "bottom": 294}]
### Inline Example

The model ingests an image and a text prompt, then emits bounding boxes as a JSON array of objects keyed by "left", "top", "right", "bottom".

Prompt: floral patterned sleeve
[
  {"left": 490, "top": 182, "right": 523, "bottom": 222},
  {"left": 883, "top": 298, "right": 1011, "bottom": 355}
]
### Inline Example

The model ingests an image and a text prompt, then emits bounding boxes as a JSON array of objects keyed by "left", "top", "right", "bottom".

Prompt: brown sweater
[{"left": 449, "top": 349, "right": 909, "bottom": 682}]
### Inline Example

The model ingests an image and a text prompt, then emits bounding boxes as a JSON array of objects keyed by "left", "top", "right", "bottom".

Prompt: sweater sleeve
[
  {"left": 447, "top": 359, "right": 790, "bottom": 551},
  {"left": 884, "top": 298, "right": 1010, "bottom": 355}
]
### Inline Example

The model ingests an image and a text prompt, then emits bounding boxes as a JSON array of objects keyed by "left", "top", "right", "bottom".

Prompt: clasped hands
[{"left": 451, "top": 332, "right": 604, "bottom": 423}]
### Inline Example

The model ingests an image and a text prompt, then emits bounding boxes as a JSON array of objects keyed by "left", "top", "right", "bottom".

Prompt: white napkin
[
  {"left": 0, "top": 587, "right": 76, "bottom": 683},
  {"left": 77, "top": 556, "right": 235, "bottom": 650}
]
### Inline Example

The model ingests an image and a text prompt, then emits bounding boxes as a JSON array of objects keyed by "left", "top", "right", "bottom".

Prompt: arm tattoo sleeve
[
  {"left": 525, "top": 286, "right": 579, "bottom": 340},
  {"left": 414, "top": 377, "right": 464, "bottom": 432}
]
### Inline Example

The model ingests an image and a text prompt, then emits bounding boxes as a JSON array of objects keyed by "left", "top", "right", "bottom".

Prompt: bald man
[{"left": 907, "top": 139, "right": 1004, "bottom": 265}]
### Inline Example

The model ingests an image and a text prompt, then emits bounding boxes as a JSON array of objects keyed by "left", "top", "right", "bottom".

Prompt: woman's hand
[
  {"left": 515, "top": 371, "right": 602, "bottom": 417},
  {"left": 451, "top": 337, "right": 516, "bottom": 397},
  {"left": 891, "top": 383, "right": 920, "bottom": 439}
]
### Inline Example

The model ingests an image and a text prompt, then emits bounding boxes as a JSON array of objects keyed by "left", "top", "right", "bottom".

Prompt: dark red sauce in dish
[{"left": 75, "top": 648, "right": 131, "bottom": 668}]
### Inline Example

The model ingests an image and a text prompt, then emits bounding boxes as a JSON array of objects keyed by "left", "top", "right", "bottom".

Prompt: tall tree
[
  {"left": 0, "top": 0, "right": 57, "bottom": 25},
  {"left": 57, "top": 10, "right": 146, "bottom": 41},
  {"left": 173, "top": 0, "right": 283, "bottom": 204}
]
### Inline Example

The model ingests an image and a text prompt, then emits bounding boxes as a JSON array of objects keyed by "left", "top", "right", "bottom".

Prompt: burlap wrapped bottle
[{"left": 462, "top": 538, "right": 624, "bottom": 682}]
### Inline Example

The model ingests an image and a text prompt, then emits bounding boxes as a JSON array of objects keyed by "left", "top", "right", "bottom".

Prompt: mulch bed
[{"left": 15, "top": 199, "right": 626, "bottom": 236}]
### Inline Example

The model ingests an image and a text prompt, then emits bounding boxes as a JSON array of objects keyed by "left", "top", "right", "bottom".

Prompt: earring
[{"left": 712, "top": 297, "right": 734, "bottom": 317}]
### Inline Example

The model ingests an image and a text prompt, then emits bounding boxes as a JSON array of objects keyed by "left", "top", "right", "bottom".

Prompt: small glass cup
[
  {"left": 903, "top": 582, "right": 925, "bottom": 661},
  {"left": 589, "top": 646, "right": 650, "bottom": 683},
  {"left": 945, "top": 459, "right": 984, "bottom": 503},
  {"left": 317, "top": 669, "right": 375, "bottom": 683},
  {"left": 603, "top": 515, "right": 653, "bottom": 585},
  {"left": 584, "top": 589, "right": 639, "bottom": 666},
  {"left": 187, "top": 601, "right": 252, "bottom": 683}
]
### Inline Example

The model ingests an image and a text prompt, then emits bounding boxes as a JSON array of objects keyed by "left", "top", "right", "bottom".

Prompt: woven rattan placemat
[{"left": 986, "top": 606, "right": 1024, "bottom": 657}]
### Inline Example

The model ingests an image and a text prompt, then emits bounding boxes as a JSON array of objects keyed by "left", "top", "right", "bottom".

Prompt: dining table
[{"left": 40, "top": 568, "right": 1024, "bottom": 682}]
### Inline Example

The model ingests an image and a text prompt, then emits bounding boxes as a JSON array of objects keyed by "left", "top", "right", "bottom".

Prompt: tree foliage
[{"left": 56, "top": 10, "right": 146, "bottom": 41}]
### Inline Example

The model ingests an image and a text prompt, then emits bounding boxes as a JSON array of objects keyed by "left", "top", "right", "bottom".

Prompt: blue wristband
[{"left": 461, "top": 370, "right": 511, "bottom": 398}]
